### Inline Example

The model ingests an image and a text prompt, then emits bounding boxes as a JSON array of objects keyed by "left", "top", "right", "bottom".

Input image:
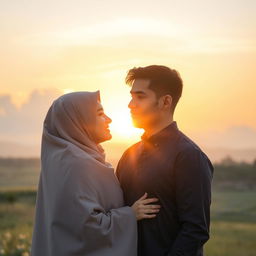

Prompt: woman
[{"left": 31, "top": 91, "right": 160, "bottom": 256}]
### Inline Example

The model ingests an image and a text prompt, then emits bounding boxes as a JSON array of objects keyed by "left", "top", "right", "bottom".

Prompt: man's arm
[
  {"left": 115, "top": 148, "right": 131, "bottom": 180},
  {"left": 169, "top": 149, "right": 213, "bottom": 256},
  {"left": 115, "top": 154, "right": 124, "bottom": 181}
]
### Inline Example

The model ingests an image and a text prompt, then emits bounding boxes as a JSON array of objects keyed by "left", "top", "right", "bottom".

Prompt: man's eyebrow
[
  {"left": 130, "top": 91, "right": 147, "bottom": 95},
  {"left": 97, "top": 107, "right": 104, "bottom": 112}
]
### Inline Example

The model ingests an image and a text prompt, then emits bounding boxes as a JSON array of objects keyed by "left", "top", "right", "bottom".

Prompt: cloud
[
  {"left": 192, "top": 126, "right": 256, "bottom": 149},
  {"left": 0, "top": 89, "right": 61, "bottom": 144},
  {"left": 16, "top": 18, "right": 256, "bottom": 54},
  {"left": 1, "top": 88, "right": 256, "bottom": 151},
  {"left": 18, "top": 18, "right": 185, "bottom": 46}
]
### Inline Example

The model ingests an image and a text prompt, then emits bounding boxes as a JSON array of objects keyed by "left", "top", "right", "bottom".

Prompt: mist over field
[{"left": 1, "top": 90, "right": 256, "bottom": 163}]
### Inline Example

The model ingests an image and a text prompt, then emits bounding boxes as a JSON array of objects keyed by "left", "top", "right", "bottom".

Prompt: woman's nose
[{"left": 106, "top": 115, "right": 112, "bottom": 123}]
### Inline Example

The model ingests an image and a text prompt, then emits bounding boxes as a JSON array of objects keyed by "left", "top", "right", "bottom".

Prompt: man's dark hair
[{"left": 125, "top": 65, "right": 183, "bottom": 112}]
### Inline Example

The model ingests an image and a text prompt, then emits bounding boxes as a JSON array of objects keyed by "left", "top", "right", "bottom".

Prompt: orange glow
[
  {"left": 63, "top": 88, "right": 74, "bottom": 94},
  {"left": 1, "top": 2, "right": 256, "bottom": 147},
  {"left": 109, "top": 112, "right": 143, "bottom": 142}
]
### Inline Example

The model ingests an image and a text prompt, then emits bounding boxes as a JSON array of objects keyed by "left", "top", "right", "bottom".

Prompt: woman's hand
[{"left": 131, "top": 192, "right": 161, "bottom": 220}]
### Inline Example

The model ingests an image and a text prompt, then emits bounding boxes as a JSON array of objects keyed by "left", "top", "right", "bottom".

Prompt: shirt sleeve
[
  {"left": 115, "top": 149, "right": 128, "bottom": 181},
  {"left": 116, "top": 159, "right": 122, "bottom": 180},
  {"left": 168, "top": 148, "right": 213, "bottom": 256}
]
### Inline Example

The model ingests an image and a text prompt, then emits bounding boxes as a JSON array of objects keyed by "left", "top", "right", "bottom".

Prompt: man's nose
[{"left": 128, "top": 99, "right": 135, "bottom": 109}]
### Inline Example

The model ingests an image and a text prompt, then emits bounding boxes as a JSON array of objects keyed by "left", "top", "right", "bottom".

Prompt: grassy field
[
  {"left": 205, "top": 191, "right": 256, "bottom": 256},
  {"left": 0, "top": 190, "right": 255, "bottom": 256},
  {"left": 0, "top": 158, "right": 40, "bottom": 190},
  {"left": 0, "top": 190, "right": 35, "bottom": 256},
  {"left": 0, "top": 158, "right": 256, "bottom": 255}
]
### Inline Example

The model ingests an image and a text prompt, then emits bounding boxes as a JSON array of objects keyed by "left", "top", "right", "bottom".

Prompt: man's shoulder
[
  {"left": 176, "top": 131, "right": 207, "bottom": 158},
  {"left": 176, "top": 131, "right": 213, "bottom": 168},
  {"left": 120, "top": 141, "right": 142, "bottom": 159}
]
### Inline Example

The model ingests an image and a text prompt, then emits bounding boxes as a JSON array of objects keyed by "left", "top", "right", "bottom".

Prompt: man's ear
[{"left": 160, "top": 95, "right": 172, "bottom": 110}]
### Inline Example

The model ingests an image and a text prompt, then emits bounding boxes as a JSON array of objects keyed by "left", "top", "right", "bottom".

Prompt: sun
[{"left": 109, "top": 113, "right": 143, "bottom": 142}]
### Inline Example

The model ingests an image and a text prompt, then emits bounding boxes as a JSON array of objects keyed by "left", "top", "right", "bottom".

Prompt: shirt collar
[{"left": 141, "top": 121, "right": 178, "bottom": 146}]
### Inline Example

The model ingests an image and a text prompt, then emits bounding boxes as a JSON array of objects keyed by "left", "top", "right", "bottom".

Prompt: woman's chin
[
  {"left": 106, "top": 133, "right": 112, "bottom": 141},
  {"left": 100, "top": 133, "right": 112, "bottom": 143}
]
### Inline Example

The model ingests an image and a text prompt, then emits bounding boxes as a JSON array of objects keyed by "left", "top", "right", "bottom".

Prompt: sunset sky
[{"left": 1, "top": 0, "right": 256, "bottom": 157}]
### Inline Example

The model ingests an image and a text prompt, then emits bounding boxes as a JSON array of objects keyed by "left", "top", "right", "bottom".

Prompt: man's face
[{"left": 128, "top": 79, "right": 161, "bottom": 129}]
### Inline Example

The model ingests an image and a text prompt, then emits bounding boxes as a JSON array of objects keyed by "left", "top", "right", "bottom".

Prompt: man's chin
[{"left": 132, "top": 120, "right": 144, "bottom": 129}]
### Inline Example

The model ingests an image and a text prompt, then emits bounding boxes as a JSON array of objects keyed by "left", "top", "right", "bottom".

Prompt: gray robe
[{"left": 31, "top": 91, "right": 137, "bottom": 256}]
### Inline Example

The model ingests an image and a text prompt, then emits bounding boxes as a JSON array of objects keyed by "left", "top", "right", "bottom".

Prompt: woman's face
[{"left": 91, "top": 101, "right": 112, "bottom": 144}]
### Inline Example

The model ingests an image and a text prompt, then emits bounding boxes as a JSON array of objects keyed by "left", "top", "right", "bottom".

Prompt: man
[{"left": 116, "top": 65, "right": 213, "bottom": 256}]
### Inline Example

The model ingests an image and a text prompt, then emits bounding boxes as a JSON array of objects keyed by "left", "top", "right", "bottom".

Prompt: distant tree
[
  {"left": 6, "top": 192, "right": 17, "bottom": 205},
  {"left": 253, "top": 159, "right": 256, "bottom": 169},
  {"left": 219, "top": 156, "right": 236, "bottom": 166}
]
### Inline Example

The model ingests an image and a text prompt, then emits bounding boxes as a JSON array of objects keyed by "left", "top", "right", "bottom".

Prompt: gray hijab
[{"left": 31, "top": 91, "right": 137, "bottom": 256}]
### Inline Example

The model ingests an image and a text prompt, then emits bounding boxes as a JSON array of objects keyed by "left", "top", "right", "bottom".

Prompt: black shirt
[{"left": 116, "top": 122, "right": 213, "bottom": 256}]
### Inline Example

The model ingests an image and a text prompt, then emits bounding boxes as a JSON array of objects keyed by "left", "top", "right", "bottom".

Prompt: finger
[
  {"left": 141, "top": 208, "right": 160, "bottom": 214},
  {"left": 141, "top": 204, "right": 161, "bottom": 209},
  {"left": 140, "top": 208, "right": 160, "bottom": 214},
  {"left": 138, "top": 192, "right": 148, "bottom": 201},
  {"left": 142, "top": 214, "right": 157, "bottom": 219},
  {"left": 141, "top": 198, "right": 159, "bottom": 204}
]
